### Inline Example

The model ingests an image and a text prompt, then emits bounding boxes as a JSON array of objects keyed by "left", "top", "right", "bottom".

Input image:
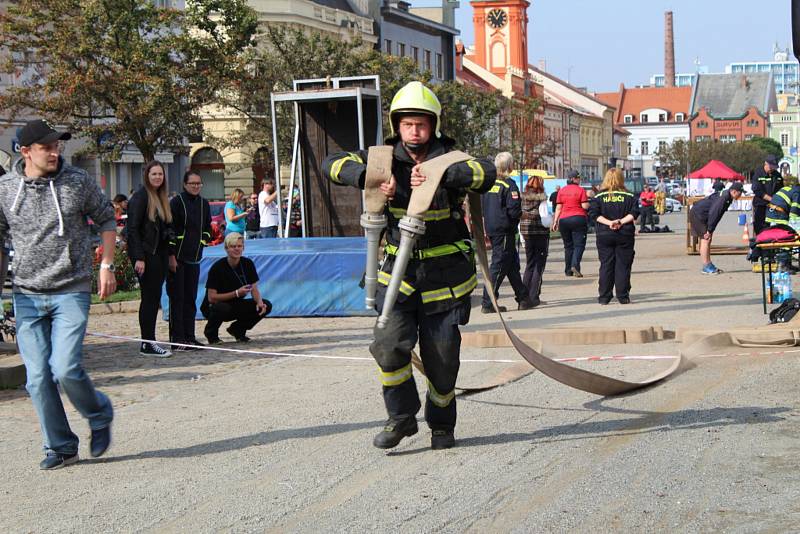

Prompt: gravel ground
[{"left": 3, "top": 211, "right": 800, "bottom": 533}]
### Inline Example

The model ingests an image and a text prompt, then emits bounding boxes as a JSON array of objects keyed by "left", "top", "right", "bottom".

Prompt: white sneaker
[{"left": 139, "top": 342, "right": 172, "bottom": 358}]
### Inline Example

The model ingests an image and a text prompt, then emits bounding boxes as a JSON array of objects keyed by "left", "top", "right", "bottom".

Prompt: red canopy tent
[{"left": 688, "top": 160, "right": 745, "bottom": 180}]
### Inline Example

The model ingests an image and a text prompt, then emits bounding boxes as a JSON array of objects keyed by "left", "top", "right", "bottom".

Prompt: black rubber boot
[
  {"left": 373, "top": 417, "right": 418, "bottom": 449},
  {"left": 431, "top": 429, "right": 455, "bottom": 450}
]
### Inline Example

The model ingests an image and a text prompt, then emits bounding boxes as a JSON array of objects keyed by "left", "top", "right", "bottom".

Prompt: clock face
[{"left": 487, "top": 8, "right": 507, "bottom": 29}]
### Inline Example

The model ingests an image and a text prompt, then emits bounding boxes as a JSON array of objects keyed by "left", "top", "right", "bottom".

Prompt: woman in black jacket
[{"left": 127, "top": 161, "right": 176, "bottom": 356}]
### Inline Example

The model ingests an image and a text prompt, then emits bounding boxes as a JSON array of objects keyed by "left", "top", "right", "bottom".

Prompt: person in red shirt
[
  {"left": 552, "top": 170, "right": 589, "bottom": 277},
  {"left": 639, "top": 185, "right": 656, "bottom": 233}
]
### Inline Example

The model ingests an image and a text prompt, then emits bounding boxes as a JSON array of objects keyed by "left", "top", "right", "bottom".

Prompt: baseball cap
[
  {"left": 567, "top": 170, "right": 581, "bottom": 180},
  {"left": 729, "top": 181, "right": 744, "bottom": 193},
  {"left": 765, "top": 154, "right": 779, "bottom": 167},
  {"left": 17, "top": 119, "right": 71, "bottom": 147}
]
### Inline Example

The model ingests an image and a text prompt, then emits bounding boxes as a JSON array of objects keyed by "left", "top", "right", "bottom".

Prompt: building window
[
  {"left": 423, "top": 49, "right": 431, "bottom": 72},
  {"left": 641, "top": 141, "right": 649, "bottom": 155},
  {"left": 747, "top": 119, "right": 759, "bottom": 127},
  {"left": 658, "top": 113, "right": 667, "bottom": 122},
  {"left": 640, "top": 113, "right": 648, "bottom": 124},
  {"left": 384, "top": 39, "right": 392, "bottom": 54},
  {"left": 627, "top": 141, "right": 631, "bottom": 154},
  {"left": 398, "top": 43, "right": 405, "bottom": 57},
  {"left": 675, "top": 113, "right": 685, "bottom": 122},
  {"left": 658, "top": 140, "right": 667, "bottom": 153},
  {"left": 720, "top": 135, "right": 737, "bottom": 143},
  {"left": 436, "top": 53, "right": 443, "bottom": 79},
  {"left": 623, "top": 115, "right": 633, "bottom": 124},
  {"left": 744, "top": 134, "right": 754, "bottom": 141},
  {"left": 781, "top": 133, "right": 790, "bottom": 146},
  {"left": 411, "top": 46, "right": 419, "bottom": 66},
  {"left": 696, "top": 120, "right": 708, "bottom": 128}
]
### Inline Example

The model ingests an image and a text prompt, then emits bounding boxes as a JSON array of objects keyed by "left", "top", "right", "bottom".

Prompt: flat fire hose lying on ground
[{"left": 362, "top": 147, "right": 800, "bottom": 396}]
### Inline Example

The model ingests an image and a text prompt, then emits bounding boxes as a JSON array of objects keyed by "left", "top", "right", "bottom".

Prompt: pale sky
[{"left": 430, "top": 0, "right": 795, "bottom": 92}]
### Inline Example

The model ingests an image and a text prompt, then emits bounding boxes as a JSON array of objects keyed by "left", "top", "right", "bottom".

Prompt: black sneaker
[
  {"left": 226, "top": 327, "right": 251, "bottom": 343},
  {"left": 206, "top": 336, "right": 222, "bottom": 345},
  {"left": 40, "top": 452, "right": 79, "bottom": 470},
  {"left": 373, "top": 417, "right": 418, "bottom": 449},
  {"left": 90, "top": 425, "right": 111, "bottom": 458},
  {"left": 598, "top": 298, "right": 611, "bottom": 305},
  {"left": 571, "top": 267, "right": 584, "bottom": 278},
  {"left": 139, "top": 342, "right": 172, "bottom": 358},
  {"left": 618, "top": 297, "right": 631, "bottom": 304},
  {"left": 431, "top": 429, "right": 455, "bottom": 450},
  {"left": 186, "top": 338, "right": 206, "bottom": 348},
  {"left": 480, "top": 304, "right": 507, "bottom": 314},
  {"left": 518, "top": 299, "right": 537, "bottom": 310}
]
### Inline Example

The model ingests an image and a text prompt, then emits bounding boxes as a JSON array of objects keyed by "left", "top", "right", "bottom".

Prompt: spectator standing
[
  {"left": 245, "top": 192, "right": 261, "bottom": 239},
  {"left": 282, "top": 186, "right": 303, "bottom": 237},
  {"left": 639, "top": 185, "right": 656, "bottom": 232},
  {"left": 167, "top": 171, "right": 212, "bottom": 350},
  {"left": 481, "top": 152, "right": 532, "bottom": 313},
  {"left": 589, "top": 169, "right": 640, "bottom": 305},
  {"left": 688, "top": 181, "right": 744, "bottom": 274},
  {"left": 201, "top": 232, "right": 271, "bottom": 343},
  {"left": 258, "top": 179, "right": 279, "bottom": 238},
  {"left": 127, "top": 161, "right": 175, "bottom": 357},
  {"left": 751, "top": 155, "right": 784, "bottom": 236},
  {"left": 552, "top": 170, "right": 589, "bottom": 277},
  {"left": 1, "top": 119, "right": 117, "bottom": 469},
  {"left": 655, "top": 178, "right": 667, "bottom": 215},
  {"left": 519, "top": 174, "right": 550, "bottom": 307},
  {"left": 712, "top": 178, "right": 725, "bottom": 193},
  {"left": 224, "top": 188, "right": 247, "bottom": 236},
  {"left": 549, "top": 185, "right": 560, "bottom": 213}
]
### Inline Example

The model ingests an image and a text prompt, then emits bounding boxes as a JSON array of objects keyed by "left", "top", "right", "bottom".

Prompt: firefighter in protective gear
[
  {"left": 322, "top": 81, "right": 496, "bottom": 450},
  {"left": 752, "top": 155, "right": 784, "bottom": 235},
  {"left": 481, "top": 152, "right": 533, "bottom": 312},
  {"left": 588, "top": 168, "right": 639, "bottom": 305},
  {"left": 765, "top": 184, "right": 800, "bottom": 228}
]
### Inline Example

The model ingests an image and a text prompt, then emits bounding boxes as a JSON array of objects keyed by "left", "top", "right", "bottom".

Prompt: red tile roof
[{"left": 595, "top": 85, "right": 692, "bottom": 124}]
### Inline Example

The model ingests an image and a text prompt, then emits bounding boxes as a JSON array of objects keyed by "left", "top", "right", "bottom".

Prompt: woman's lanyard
[{"left": 230, "top": 262, "right": 247, "bottom": 287}]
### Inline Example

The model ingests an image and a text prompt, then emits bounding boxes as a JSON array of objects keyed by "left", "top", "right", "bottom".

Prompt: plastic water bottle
[{"left": 784, "top": 270, "right": 793, "bottom": 301}]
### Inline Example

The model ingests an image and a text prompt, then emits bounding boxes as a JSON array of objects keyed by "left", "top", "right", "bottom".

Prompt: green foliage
[
  {"left": 433, "top": 81, "right": 505, "bottom": 158},
  {"left": 656, "top": 139, "right": 769, "bottom": 178},
  {"left": 746, "top": 136, "right": 784, "bottom": 160},
  {"left": 0, "top": 0, "right": 258, "bottom": 161}
]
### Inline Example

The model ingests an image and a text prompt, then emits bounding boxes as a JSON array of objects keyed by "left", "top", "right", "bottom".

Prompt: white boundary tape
[{"left": 86, "top": 332, "right": 800, "bottom": 365}]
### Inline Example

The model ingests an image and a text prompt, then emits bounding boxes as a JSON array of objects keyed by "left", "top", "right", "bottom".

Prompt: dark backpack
[{"left": 769, "top": 298, "right": 800, "bottom": 324}]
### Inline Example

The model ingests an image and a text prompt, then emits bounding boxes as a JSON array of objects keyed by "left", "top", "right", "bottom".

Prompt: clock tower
[{"left": 470, "top": 0, "right": 530, "bottom": 77}]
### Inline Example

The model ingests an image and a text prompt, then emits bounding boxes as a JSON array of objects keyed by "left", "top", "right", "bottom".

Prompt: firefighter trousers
[
  {"left": 596, "top": 232, "right": 635, "bottom": 301},
  {"left": 370, "top": 298, "right": 470, "bottom": 431}
]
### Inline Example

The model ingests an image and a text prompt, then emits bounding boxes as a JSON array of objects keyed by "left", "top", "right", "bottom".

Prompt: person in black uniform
[
  {"left": 752, "top": 154, "right": 784, "bottom": 236},
  {"left": 481, "top": 152, "right": 533, "bottom": 313},
  {"left": 168, "top": 170, "right": 212, "bottom": 350},
  {"left": 689, "top": 181, "right": 744, "bottom": 274},
  {"left": 322, "top": 81, "right": 496, "bottom": 450},
  {"left": 589, "top": 168, "right": 639, "bottom": 305}
]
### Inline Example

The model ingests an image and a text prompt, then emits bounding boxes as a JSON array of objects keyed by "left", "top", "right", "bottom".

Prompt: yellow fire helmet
[{"left": 389, "top": 81, "right": 442, "bottom": 138}]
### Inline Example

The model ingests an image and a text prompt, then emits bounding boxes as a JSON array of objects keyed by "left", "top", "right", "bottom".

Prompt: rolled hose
[
  {"left": 360, "top": 213, "right": 387, "bottom": 309},
  {"left": 376, "top": 216, "right": 425, "bottom": 329}
]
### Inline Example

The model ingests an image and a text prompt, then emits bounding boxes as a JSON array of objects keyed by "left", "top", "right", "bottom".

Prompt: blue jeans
[
  {"left": 260, "top": 226, "right": 278, "bottom": 238},
  {"left": 14, "top": 292, "right": 113, "bottom": 455}
]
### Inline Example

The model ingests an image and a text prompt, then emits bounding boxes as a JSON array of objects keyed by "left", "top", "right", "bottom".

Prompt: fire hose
[{"left": 362, "top": 149, "right": 684, "bottom": 396}]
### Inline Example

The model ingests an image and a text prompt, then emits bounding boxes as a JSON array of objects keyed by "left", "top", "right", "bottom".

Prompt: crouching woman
[{"left": 201, "top": 232, "right": 271, "bottom": 344}]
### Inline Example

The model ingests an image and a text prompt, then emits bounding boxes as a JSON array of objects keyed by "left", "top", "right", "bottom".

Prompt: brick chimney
[{"left": 664, "top": 11, "right": 675, "bottom": 88}]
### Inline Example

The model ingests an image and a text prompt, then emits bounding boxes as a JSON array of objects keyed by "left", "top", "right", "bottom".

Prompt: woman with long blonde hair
[
  {"left": 126, "top": 160, "right": 176, "bottom": 356},
  {"left": 519, "top": 174, "right": 550, "bottom": 307},
  {"left": 588, "top": 168, "right": 639, "bottom": 305},
  {"left": 224, "top": 188, "right": 249, "bottom": 236}
]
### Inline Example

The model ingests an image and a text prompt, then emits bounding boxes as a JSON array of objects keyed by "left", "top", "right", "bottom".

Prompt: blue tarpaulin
[{"left": 161, "top": 237, "right": 373, "bottom": 318}]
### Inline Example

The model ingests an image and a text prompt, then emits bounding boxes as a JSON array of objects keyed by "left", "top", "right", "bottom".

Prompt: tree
[
  {"left": 433, "top": 81, "right": 505, "bottom": 157},
  {"left": 0, "top": 0, "right": 258, "bottom": 162},
  {"left": 656, "top": 139, "right": 769, "bottom": 178},
  {"left": 747, "top": 136, "right": 784, "bottom": 160}
]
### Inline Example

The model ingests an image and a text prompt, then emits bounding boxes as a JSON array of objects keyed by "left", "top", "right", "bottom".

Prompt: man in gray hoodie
[{"left": 2, "top": 120, "right": 118, "bottom": 470}]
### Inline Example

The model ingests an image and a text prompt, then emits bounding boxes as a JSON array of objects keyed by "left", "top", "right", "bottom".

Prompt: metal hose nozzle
[
  {"left": 376, "top": 216, "right": 426, "bottom": 329},
  {"left": 361, "top": 212, "right": 387, "bottom": 309}
]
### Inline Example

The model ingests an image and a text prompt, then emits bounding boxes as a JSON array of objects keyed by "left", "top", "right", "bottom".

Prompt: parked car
[{"left": 664, "top": 198, "right": 682, "bottom": 213}]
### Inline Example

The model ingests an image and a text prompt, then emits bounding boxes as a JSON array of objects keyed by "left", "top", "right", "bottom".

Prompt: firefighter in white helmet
[{"left": 323, "top": 81, "right": 496, "bottom": 450}]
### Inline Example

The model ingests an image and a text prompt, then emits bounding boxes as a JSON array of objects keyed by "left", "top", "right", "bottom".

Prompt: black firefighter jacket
[
  {"left": 322, "top": 135, "right": 496, "bottom": 315},
  {"left": 482, "top": 176, "right": 521, "bottom": 236},
  {"left": 169, "top": 191, "right": 212, "bottom": 263}
]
